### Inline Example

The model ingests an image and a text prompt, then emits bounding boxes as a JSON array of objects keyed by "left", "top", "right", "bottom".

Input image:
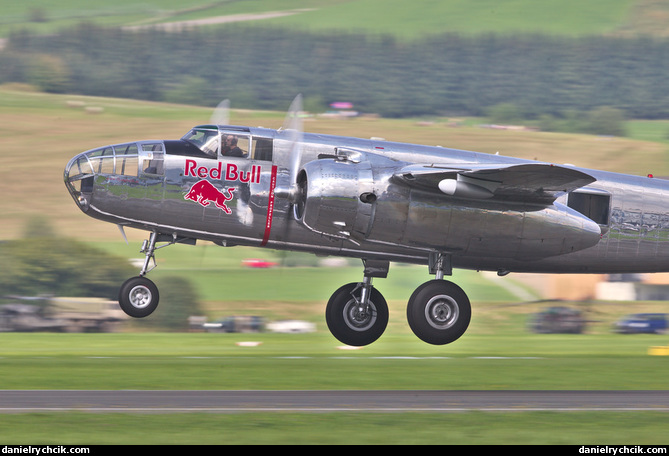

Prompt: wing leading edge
[{"left": 393, "top": 163, "right": 596, "bottom": 205}]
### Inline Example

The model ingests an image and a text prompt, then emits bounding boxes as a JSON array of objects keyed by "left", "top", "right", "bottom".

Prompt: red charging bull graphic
[{"left": 184, "top": 180, "right": 236, "bottom": 214}]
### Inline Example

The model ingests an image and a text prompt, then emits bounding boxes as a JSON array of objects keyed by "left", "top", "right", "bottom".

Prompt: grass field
[
  {"left": 1, "top": 331, "right": 669, "bottom": 444},
  {"left": 1, "top": 411, "right": 665, "bottom": 445},
  {"left": 0, "top": 0, "right": 654, "bottom": 39}
]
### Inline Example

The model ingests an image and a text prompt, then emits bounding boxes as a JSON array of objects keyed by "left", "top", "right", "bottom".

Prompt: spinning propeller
[
  {"left": 282, "top": 94, "right": 305, "bottom": 207},
  {"left": 209, "top": 99, "right": 230, "bottom": 125}
]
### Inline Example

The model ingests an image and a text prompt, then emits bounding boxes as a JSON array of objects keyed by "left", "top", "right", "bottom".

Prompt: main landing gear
[
  {"left": 325, "top": 260, "right": 390, "bottom": 347},
  {"left": 326, "top": 253, "right": 471, "bottom": 346}
]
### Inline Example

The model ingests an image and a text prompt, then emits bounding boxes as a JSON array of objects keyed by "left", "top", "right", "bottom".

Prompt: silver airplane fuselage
[
  {"left": 63, "top": 124, "right": 669, "bottom": 345},
  {"left": 64, "top": 124, "right": 669, "bottom": 274}
]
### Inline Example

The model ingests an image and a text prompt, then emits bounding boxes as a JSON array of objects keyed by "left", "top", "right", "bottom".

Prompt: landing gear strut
[
  {"left": 407, "top": 253, "right": 471, "bottom": 345},
  {"left": 325, "top": 259, "right": 389, "bottom": 346}
]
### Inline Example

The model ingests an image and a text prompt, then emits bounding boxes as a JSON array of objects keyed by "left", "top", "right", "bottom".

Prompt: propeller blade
[
  {"left": 282, "top": 93, "right": 303, "bottom": 132},
  {"left": 210, "top": 99, "right": 230, "bottom": 125},
  {"left": 283, "top": 94, "right": 304, "bottom": 191}
]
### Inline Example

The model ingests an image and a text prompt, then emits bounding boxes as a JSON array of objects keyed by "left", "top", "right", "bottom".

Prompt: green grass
[
  {"left": 0, "top": 0, "right": 642, "bottom": 39},
  {"left": 262, "top": 0, "right": 637, "bottom": 39},
  {"left": 627, "top": 119, "right": 669, "bottom": 144},
  {"left": 1, "top": 332, "right": 668, "bottom": 390},
  {"left": 1, "top": 411, "right": 668, "bottom": 445}
]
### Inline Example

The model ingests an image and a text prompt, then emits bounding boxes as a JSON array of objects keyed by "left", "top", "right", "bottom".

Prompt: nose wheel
[{"left": 118, "top": 276, "right": 159, "bottom": 318}]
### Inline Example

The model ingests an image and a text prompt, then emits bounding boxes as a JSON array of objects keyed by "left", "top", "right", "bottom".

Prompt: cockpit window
[
  {"left": 88, "top": 147, "right": 115, "bottom": 174},
  {"left": 113, "top": 143, "right": 139, "bottom": 177},
  {"left": 181, "top": 128, "right": 219, "bottom": 157}
]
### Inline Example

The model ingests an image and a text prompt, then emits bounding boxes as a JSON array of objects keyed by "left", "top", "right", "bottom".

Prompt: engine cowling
[{"left": 294, "top": 159, "right": 376, "bottom": 241}]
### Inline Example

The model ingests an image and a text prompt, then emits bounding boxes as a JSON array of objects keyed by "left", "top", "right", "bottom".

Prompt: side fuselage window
[
  {"left": 141, "top": 143, "right": 165, "bottom": 175},
  {"left": 252, "top": 137, "right": 273, "bottom": 161}
]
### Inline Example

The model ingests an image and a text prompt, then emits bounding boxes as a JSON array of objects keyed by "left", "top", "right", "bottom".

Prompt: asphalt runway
[{"left": 1, "top": 390, "right": 669, "bottom": 413}]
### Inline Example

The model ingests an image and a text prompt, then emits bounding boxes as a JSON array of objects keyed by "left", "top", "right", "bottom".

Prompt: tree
[
  {"left": 0, "top": 218, "right": 135, "bottom": 299},
  {"left": 587, "top": 106, "right": 626, "bottom": 136},
  {"left": 485, "top": 103, "right": 523, "bottom": 124},
  {"left": 137, "top": 276, "right": 203, "bottom": 331},
  {"left": 0, "top": 238, "right": 135, "bottom": 298},
  {"left": 27, "top": 54, "right": 71, "bottom": 93}
]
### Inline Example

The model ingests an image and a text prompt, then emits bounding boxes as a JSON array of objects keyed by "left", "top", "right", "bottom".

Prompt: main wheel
[
  {"left": 407, "top": 280, "right": 471, "bottom": 345},
  {"left": 118, "top": 276, "right": 159, "bottom": 318},
  {"left": 326, "top": 282, "right": 388, "bottom": 346}
]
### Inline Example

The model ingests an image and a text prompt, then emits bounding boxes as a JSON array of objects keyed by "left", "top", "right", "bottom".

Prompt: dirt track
[{"left": 123, "top": 9, "right": 314, "bottom": 32}]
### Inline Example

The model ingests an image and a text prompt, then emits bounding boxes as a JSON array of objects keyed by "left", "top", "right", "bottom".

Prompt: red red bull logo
[
  {"left": 184, "top": 180, "right": 236, "bottom": 214},
  {"left": 183, "top": 159, "right": 264, "bottom": 214}
]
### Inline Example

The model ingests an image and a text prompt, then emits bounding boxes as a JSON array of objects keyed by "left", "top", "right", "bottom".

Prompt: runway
[{"left": 1, "top": 390, "right": 669, "bottom": 413}]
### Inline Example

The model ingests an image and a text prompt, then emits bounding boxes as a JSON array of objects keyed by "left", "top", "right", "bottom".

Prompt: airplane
[{"left": 64, "top": 96, "right": 669, "bottom": 346}]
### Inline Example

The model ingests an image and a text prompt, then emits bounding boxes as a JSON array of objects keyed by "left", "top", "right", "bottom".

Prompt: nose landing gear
[{"left": 117, "top": 231, "right": 195, "bottom": 318}]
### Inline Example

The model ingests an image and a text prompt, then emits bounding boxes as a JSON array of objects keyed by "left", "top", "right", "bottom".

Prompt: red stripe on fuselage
[{"left": 261, "top": 165, "right": 278, "bottom": 246}]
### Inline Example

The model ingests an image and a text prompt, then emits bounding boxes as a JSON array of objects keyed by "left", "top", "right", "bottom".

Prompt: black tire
[
  {"left": 118, "top": 276, "right": 159, "bottom": 318},
  {"left": 326, "top": 282, "right": 388, "bottom": 346},
  {"left": 407, "top": 280, "right": 471, "bottom": 345}
]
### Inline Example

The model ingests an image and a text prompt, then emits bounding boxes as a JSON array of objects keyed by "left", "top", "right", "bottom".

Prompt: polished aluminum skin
[{"left": 64, "top": 124, "right": 669, "bottom": 276}]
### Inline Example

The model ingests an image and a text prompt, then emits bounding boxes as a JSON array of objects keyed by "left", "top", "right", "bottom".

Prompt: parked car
[
  {"left": 528, "top": 306, "right": 586, "bottom": 334},
  {"left": 203, "top": 316, "right": 264, "bottom": 333},
  {"left": 614, "top": 313, "right": 667, "bottom": 334},
  {"left": 242, "top": 258, "right": 277, "bottom": 268}
]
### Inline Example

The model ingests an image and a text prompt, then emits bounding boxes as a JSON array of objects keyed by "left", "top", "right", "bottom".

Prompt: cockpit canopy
[
  {"left": 179, "top": 125, "right": 266, "bottom": 160},
  {"left": 181, "top": 127, "right": 220, "bottom": 157}
]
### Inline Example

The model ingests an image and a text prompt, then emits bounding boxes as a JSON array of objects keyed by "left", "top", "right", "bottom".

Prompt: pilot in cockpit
[{"left": 222, "top": 135, "right": 244, "bottom": 157}]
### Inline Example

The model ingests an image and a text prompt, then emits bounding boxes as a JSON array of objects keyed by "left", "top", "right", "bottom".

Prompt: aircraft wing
[{"left": 393, "top": 163, "right": 596, "bottom": 205}]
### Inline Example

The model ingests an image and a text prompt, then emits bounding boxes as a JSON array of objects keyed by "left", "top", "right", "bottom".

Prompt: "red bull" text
[{"left": 184, "top": 159, "right": 261, "bottom": 184}]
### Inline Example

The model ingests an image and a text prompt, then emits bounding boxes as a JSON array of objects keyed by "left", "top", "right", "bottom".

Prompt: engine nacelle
[{"left": 294, "top": 159, "right": 376, "bottom": 240}]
